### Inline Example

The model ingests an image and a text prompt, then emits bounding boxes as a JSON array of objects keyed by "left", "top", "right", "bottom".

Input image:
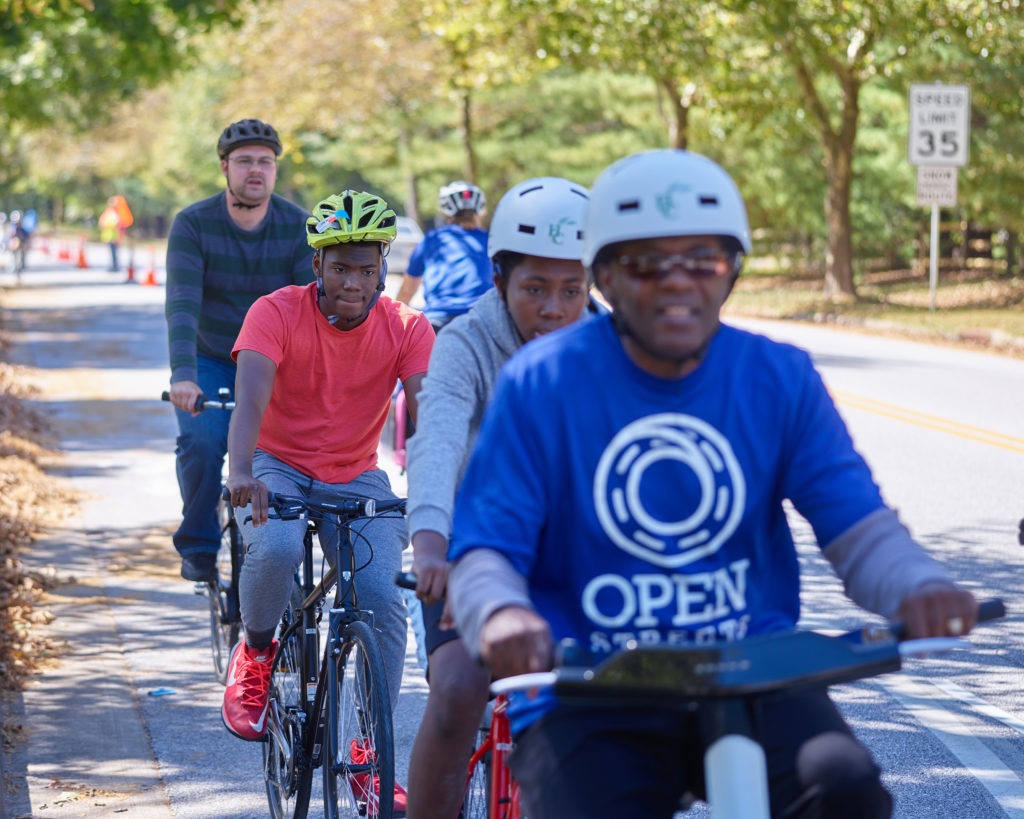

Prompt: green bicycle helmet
[{"left": 306, "top": 191, "right": 398, "bottom": 250}]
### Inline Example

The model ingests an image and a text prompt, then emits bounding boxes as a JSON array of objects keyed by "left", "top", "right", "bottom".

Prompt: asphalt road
[{"left": 1, "top": 245, "right": 1022, "bottom": 818}]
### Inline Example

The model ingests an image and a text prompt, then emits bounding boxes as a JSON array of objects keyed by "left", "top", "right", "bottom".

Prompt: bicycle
[
  {"left": 260, "top": 490, "right": 407, "bottom": 819},
  {"left": 394, "top": 571, "right": 522, "bottom": 819},
  {"left": 493, "top": 599, "right": 1006, "bottom": 819},
  {"left": 161, "top": 387, "right": 241, "bottom": 683}
]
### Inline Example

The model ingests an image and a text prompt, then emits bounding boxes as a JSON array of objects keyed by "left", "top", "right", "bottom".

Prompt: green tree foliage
[{"left": 499, "top": 0, "right": 731, "bottom": 149}]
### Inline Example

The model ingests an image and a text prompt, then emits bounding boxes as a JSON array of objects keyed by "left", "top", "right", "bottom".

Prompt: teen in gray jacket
[{"left": 405, "top": 177, "right": 593, "bottom": 819}]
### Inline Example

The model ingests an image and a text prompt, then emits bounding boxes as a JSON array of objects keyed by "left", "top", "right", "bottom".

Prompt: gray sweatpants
[{"left": 236, "top": 450, "right": 408, "bottom": 711}]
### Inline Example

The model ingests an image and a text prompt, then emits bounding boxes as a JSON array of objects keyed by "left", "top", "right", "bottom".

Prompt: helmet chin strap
[
  {"left": 226, "top": 179, "right": 260, "bottom": 210},
  {"left": 316, "top": 250, "right": 388, "bottom": 326}
]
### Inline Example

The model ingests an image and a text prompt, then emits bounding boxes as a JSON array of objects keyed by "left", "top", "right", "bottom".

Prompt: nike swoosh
[
  {"left": 249, "top": 702, "right": 269, "bottom": 734},
  {"left": 226, "top": 657, "right": 239, "bottom": 687}
]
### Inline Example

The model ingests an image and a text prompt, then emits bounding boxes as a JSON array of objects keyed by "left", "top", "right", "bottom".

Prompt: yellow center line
[{"left": 830, "top": 390, "right": 1024, "bottom": 454}]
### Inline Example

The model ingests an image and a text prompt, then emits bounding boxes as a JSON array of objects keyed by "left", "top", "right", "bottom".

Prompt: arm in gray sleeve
[
  {"left": 822, "top": 507, "right": 955, "bottom": 620},
  {"left": 405, "top": 329, "right": 487, "bottom": 542},
  {"left": 449, "top": 549, "right": 532, "bottom": 659}
]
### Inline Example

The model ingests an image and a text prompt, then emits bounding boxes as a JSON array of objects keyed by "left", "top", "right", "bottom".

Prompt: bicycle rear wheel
[
  {"left": 323, "top": 619, "right": 395, "bottom": 819},
  {"left": 209, "top": 497, "right": 242, "bottom": 683},
  {"left": 263, "top": 627, "right": 313, "bottom": 819}
]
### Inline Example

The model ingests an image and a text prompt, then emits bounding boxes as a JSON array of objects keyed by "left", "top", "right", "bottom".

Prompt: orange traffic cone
[
  {"left": 39, "top": 236, "right": 51, "bottom": 255},
  {"left": 58, "top": 242, "right": 71, "bottom": 261},
  {"left": 142, "top": 246, "right": 157, "bottom": 286},
  {"left": 76, "top": 235, "right": 89, "bottom": 269}
]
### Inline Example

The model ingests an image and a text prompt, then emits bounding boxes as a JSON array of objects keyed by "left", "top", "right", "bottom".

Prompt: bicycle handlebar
[
  {"left": 490, "top": 598, "right": 1005, "bottom": 701},
  {"left": 160, "top": 388, "right": 235, "bottom": 412},
  {"left": 266, "top": 491, "right": 407, "bottom": 523}
]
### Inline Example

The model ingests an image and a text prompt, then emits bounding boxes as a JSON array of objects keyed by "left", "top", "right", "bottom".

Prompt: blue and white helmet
[
  {"left": 582, "top": 149, "right": 751, "bottom": 268},
  {"left": 488, "top": 177, "right": 588, "bottom": 262}
]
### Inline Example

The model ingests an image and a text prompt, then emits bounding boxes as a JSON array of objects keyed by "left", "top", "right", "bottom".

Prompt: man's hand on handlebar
[
  {"left": 897, "top": 581, "right": 978, "bottom": 639},
  {"left": 410, "top": 530, "right": 449, "bottom": 606},
  {"left": 168, "top": 380, "right": 204, "bottom": 415},
  {"left": 480, "top": 605, "right": 553, "bottom": 679},
  {"left": 226, "top": 473, "right": 270, "bottom": 526}
]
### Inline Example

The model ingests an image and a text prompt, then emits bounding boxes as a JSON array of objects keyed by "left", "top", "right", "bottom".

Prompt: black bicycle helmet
[{"left": 217, "top": 118, "right": 283, "bottom": 159}]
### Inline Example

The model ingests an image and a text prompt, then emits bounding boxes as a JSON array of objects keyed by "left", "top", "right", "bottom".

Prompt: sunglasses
[{"left": 612, "top": 249, "right": 739, "bottom": 281}]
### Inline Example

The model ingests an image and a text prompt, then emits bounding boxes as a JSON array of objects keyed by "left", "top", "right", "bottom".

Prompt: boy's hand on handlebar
[
  {"left": 898, "top": 582, "right": 977, "bottom": 639},
  {"left": 410, "top": 530, "right": 449, "bottom": 605},
  {"left": 168, "top": 380, "right": 203, "bottom": 415},
  {"left": 227, "top": 474, "right": 269, "bottom": 526},
  {"left": 480, "top": 605, "right": 553, "bottom": 679}
]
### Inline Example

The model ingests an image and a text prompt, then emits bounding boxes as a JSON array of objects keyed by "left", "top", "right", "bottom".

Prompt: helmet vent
[
  {"left": 357, "top": 211, "right": 375, "bottom": 228},
  {"left": 699, "top": 196, "right": 719, "bottom": 206},
  {"left": 517, "top": 224, "right": 536, "bottom": 235},
  {"left": 617, "top": 200, "right": 640, "bottom": 212},
  {"left": 519, "top": 185, "right": 544, "bottom": 197}
]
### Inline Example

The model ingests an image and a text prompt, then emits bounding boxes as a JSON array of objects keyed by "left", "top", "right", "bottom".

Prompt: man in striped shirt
[{"left": 165, "top": 118, "right": 314, "bottom": 583}]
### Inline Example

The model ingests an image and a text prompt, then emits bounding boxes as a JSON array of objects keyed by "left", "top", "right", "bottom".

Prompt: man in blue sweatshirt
[{"left": 448, "top": 149, "right": 978, "bottom": 819}]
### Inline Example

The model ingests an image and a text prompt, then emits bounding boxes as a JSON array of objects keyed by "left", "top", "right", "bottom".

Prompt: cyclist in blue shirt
[
  {"left": 395, "top": 180, "right": 491, "bottom": 332},
  {"left": 448, "top": 149, "right": 978, "bottom": 819}
]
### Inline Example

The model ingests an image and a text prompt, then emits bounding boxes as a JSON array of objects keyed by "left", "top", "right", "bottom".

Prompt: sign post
[{"left": 908, "top": 83, "right": 970, "bottom": 311}]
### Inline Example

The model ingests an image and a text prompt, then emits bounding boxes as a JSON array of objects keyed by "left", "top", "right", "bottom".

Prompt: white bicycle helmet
[
  {"left": 487, "top": 177, "right": 589, "bottom": 262},
  {"left": 582, "top": 149, "right": 751, "bottom": 268},
  {"left": 438, "top": 180, "right": 486, "bottom": 217}
]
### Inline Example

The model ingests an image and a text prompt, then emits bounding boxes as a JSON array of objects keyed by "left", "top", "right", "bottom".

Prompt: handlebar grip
[
  {"left": 889, "top": 597, "right": 1006, "bottom": 641},
  {"left": 977, "top": 598, "right": 1006, "bottom": 624},
  {"left": 395, "top": 571, "right": 418, "bottom": 590},
  {"left": 161, "top": 391, "right": 170, "bottom": 401}
]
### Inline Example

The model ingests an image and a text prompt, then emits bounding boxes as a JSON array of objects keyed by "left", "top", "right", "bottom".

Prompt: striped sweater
[{"left": 165, "top": 191, "right": 314, "bottom": 383}]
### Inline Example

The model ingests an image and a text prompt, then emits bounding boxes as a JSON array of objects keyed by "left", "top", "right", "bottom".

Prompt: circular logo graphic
[{"left": 593, "top": 413, "right": 745, "bottom": 568}]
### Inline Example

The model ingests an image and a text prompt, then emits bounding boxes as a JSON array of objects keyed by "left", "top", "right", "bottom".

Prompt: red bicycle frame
[{"left": 464, "top": 695, "right": 522, "bottom": 819}]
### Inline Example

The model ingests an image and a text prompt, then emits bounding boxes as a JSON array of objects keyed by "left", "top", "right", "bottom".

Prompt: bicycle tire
[
  {"left": 459, "top": 727, "right": 490, "bottom": 819},
  {"left": 209, "top": 497, "right": 242, "bottom": 684},
  {"left": 323, "top": 619, "right": 395, "bottom": 819},
  {"left": 263, "top": 626, "right": 313, "bottom": 819}
]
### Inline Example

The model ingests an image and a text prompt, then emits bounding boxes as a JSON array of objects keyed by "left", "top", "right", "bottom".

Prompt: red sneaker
[
  {"left": 221, "top": 639, "right": 277, "bottom": 741},
  {"left": 348, "top": 739, "right": 407, "bottom": 817}
]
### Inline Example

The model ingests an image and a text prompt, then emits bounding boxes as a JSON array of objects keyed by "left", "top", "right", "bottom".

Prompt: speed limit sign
[{"left": 908, "top": 84, "right": 970, "bottom": 166}]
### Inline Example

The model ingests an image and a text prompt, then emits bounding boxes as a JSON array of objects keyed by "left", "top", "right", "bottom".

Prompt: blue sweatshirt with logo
[{"left": 448, "top": 315, "right": 889, "bottom": 731}]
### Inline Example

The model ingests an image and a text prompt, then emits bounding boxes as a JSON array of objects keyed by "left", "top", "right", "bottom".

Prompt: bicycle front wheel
[
  {"left": 263, "top": 628, "right": 313, "bottom": 819},
  {"left": 459, "top": 729, "right": 490, "bottom": 819},
  {"left": 209, "top": 497, "right": 242, "bottom": 683},
  {"left": 323, "top": 619, "right": 395, "bottom": 819}
]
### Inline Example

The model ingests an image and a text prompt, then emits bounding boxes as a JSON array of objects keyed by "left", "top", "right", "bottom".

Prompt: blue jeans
[{"left": 172, "top": 354, "right": 235, "bottom": 559}]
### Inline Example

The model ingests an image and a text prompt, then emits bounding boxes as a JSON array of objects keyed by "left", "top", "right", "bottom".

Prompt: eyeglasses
[
  {"left": 228, "top": 156, "right": 278, "bottom": 170},
  {"left": 612, "top": 249, "right": 738, "bottom": 281}
]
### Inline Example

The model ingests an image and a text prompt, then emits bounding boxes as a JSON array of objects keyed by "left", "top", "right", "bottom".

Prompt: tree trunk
[
  {"left": 397, "top": 126, "right": 420, "bottom": 223},
  {"left": 787, "top": 47, "right": 861, "bottom": 298},
  {"left": 823, "top": 150, "right": 855, "bottom": 298},
  {"left": 656, "top": 77, "right": 689, "bottom": 150},
  {"left": 460, "top": 88, "right": 477, "bottom": 183}
]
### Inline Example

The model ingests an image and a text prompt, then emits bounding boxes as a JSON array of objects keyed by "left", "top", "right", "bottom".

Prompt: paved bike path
[{"left": 0, "top": 256, "right": 426, "bottom": 818}]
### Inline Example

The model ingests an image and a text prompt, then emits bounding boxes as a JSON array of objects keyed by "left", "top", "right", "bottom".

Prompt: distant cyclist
[
  {"left": 223, "top": 190, "right": 434, "bottom": 813},
  {"left": 448, "top": 150, "right": 978, "bottom": 819},
  {"left": 395, "top": 180, "right": 491, "bottom": 332},
  {"left": 404, "top": 177, "right": 592, "bottom": 819},
  {"left": 164, "top": 118, "right": 313, "bottom": 584}
]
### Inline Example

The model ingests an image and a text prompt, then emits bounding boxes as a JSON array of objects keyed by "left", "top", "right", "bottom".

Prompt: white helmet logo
[{"left": 593, "top": 413, "right": 745, "bottom": 568}]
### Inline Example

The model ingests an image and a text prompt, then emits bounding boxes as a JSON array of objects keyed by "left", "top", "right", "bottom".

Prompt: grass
[{"left": 725, "top": 264, "right": 1024, "bottom": 356}]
